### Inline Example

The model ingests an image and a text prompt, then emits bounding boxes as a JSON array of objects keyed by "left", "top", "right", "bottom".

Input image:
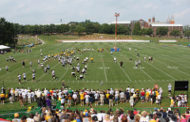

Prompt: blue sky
[{"left": 0, "top": 0, "right": 189, "bottom": 25}]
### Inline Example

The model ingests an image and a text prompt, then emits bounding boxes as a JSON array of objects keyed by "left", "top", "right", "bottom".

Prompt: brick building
[
  {"left": 110, "top": 17, "right": 183, "bottom": 36},
  {"left": 151, "top": 24, "right": 183, "bottom": 36}
]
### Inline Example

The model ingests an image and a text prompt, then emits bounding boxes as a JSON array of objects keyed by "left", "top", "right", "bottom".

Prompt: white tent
[{"left": 0, "top": 45, "right": 10, "bottom": 50}]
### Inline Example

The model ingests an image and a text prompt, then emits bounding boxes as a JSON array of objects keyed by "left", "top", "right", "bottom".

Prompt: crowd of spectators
[
  {"left": 0, "top": 86, "right": 163, "bottom": 108},
  {"left": 11, "top": 107, "right": 190, "bottom": 122}
]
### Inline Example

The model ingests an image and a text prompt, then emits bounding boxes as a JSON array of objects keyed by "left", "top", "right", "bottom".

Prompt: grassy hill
[{"left": 0, "top": 34, "right": 190, "bottom": 112}]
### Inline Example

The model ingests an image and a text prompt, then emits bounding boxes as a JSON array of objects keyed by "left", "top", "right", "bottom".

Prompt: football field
[{"left": 0, "top": 35, "right": 190, "bottom": 93}]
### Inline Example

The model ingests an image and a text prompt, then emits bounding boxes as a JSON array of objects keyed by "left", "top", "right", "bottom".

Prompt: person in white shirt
[
  {"left": 140, "top": 111, "right": 149, "bottom": 122},
  {"left": 168, "top": 83, "right": 172, "bottom": 95},
  {"left": 29, "top": 61, "right": 32, "bottom": 67},
  {"left": 85, "top": 94, "right": 90, "bottom": 106},
  {"left": 129, "top": 94, "right": 134, "bottom": 108},
  {"left": 31, "top": 91, "right": 35, "bottom": 102},
  {"left": 5, "top": 65, "right": 8, "bottom": 71},
  {"left": 27, "top": 92, "right": 32, "bottom": 104},
  {"left": 72, "top": 93, "right": 78, "bottom": 105},
  {"left": 22, "top": 91, "right": 27, "bottom": 103},
  {"left": 81, "top": 68, "right": 86, "bottom": 74},
  {"left": 131, "top": 88, "right": 134, "bottom": 94},
  {"left": 23, "top": 73, "right": 26, "bottom": 81},
  {"left": 94, "top": 92, "right": 99, "bottom": 106},
  {"left": 127, "top": 86, "right": 130, "bottom": 93},
  {"left": 100, "top": 93, "right": 105, "bottom": 106},
  {"left": 52, "top": 70, "right": 55, "bottom": 79},
  {"left": 113, "top": 57, "right": 117, "bottom": 63},
  {"left": 18, "top": 74, "right": 21, "bottom": 84},
  {"left": 120, "top": 91, "right": 125, "bottom": 103},
  {"left": 32, "top": 73, "right": 35, "bottom": 81}
]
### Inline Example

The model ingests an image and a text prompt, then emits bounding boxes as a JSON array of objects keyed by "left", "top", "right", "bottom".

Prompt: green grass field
[{"left": 0, "top": 34, "right": 190, "bottom": 112}]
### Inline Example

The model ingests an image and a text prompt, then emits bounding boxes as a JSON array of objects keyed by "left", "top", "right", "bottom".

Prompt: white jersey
[
  {"left": 18, "top": 75, "right": 21, "bottom": 80},
  {"left": 168, "top": 84, "right": 172, "bottom": 91},
  {"left": 94, "top": 93, "right": 99, "bottom": 99},
  {"left": 114, "top": 57, "right": 116, "bottom": 61},
  {"left": 28, "top": 92, "right": 31, "bottom": 98},
  {"left": 23, "top": 73, "right": 26, "bottom": 78},
  {"left": 72, "top": 94, "right": 77, "bottom": 100}
]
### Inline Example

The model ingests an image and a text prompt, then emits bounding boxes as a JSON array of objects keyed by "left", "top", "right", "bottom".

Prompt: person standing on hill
[
  {"left": 22, "top": 61, "right": 25, "bottom": 67},
  {"left": 29, "top": 61, "right": 32, "bottom": 67},
  {"left": 32, "top": 73, "right": 35, "bottom": 81},
  {"left": 90, "top": 57, "right": 94, "bottom": 63},
  {"left": 23, "top": 73, "right": 26, "bottom": 81},
  {"left": 120, "top": 61, "right": 123, "bottom": 67},
  {"left": 52, "top": 70, "right": 56, "bottom": 79},
  {"left": 114, "top": 57, "right": 117, "bottom": 63},
  {"left": 168, "top": 83, "right": 172, "bottom": 95},
  {"left": 17, "top": 74, "right": 21, "bottom": 85},
  {"left": 5, "top": 65, "right": 8, "bottom": 71}
]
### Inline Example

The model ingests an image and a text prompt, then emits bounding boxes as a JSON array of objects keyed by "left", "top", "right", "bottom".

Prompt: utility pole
[{"left": 115, "top": 12, "right": 120, "bottom": 48}]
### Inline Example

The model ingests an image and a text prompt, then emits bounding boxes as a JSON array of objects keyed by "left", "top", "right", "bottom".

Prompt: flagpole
[{"left": 115, "top": 12, "right": 120, "bottom": 49}]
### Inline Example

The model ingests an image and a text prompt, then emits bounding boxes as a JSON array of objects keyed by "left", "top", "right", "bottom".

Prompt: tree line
[
  {"left": 0, "top": 18, "right": 18, "bottom": 47},
  {"left": 1, "top": 17, "right": 190, "bottom": 47}
]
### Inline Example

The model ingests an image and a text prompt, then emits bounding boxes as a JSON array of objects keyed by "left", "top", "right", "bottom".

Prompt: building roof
[
  {"left": 110, "top": 21, "right": 131, "bottom": 24},
  {"left": 151, "top": 24, "right": 183, "bottom": 27},
  {"left": 0, "top": 45, "right": 10, "bottom": 50}
]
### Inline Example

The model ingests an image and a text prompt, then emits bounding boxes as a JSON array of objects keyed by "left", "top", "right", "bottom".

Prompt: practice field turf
[
  {"left": 0, "top": 35, "right": 190, "bottom": 112},
  {"left": 0, "top": 35, "right": 190, "bottom": 91}
]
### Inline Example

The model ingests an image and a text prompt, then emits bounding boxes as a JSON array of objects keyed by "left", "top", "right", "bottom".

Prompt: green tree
[
  {"left": 99, "top": 24, "right": 114, "bottom": 34},
  {"left": 117, "top": 25, "right": 130, "bottom": 35},
  {"left": 132, "top": 22, "right": 141, "bottom": 35},
  {"left": 75, "top": 25, "right": 85, "bottom": 35},
  {"left": 83, "top": 20, "right": 99, "bottom": 34},
  {"left": 170, "top": 30, "right": 180, "bottom": 37},
  {"left": 184, "top": 30, "right": 190, "bottom": 39},
  {"left": 141, "top": 28, "right": 153, "bottom": 36},
  {"left": 156, "top": 27, "right": 168, "bottom": 36},
  {"left": 0, "top": 18, "right": 17, "bottom": 47}
]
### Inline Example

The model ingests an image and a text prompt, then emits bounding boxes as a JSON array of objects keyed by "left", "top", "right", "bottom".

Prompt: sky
[{"left": 0, "top": 0, "right": 189, "bottom": 25}]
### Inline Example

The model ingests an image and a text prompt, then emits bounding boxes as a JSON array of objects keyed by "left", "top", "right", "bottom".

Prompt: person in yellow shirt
[
  {"left": 90, "top": 57, "right": 94, "bottom": 63},
  {"left": 0, "top": 93, "right": 5, "bottom": 104},
  {"left": 45, "top": 113, "right": 52, "bottom": 121},
  {"left": 80, "top": 92, "right": 84, "bottom": 106},
  {"left": 106, "top": 92, "right": 110, "bottom": 104},
  {"left": 155, "top": 90, "right": 159, "bottom": 97},
  {"left": 106, "top": 93, "right": 110, "bottom": 99},
  {"left": 145, "top": 91, "right": 149, "bottom": 102},
  {"left": 170, "top": 97, "right": 175, "bottom": 107}
]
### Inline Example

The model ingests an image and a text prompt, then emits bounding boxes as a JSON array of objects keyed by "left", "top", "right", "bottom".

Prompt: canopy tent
[
  {"left": 0, "top": 118, "right": 10, "bottom": 122},
  {"left": 0, "top": 45, "right": 10, "bottom": 50}
]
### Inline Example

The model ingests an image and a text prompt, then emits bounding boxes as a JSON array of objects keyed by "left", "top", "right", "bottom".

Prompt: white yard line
[
  {"left": 38, "top": 62, "right": 60, "bottom": 80},
  {"left": 101, "top": 55, "right": 108, "bottom": 82},
  {"left": 138, "top": 49, "right": 177, "bottom": 80},
  {"left": 62, "top": 40, "right": 150, "bottom": 43},
  {"left": 157, "top": 60, "right": 190, "bottom": 77},
  {"left": 58, "top": 66, "right": 69, "bottom": 82},
  {"left": 118, "top": 65, "right": 132, "bottom": 81},
  {"left": 141, "top": 69, "right": 154, "bottom": 81},
  {"left": 146, "top": 62, "right": 176, "bottom": 80},
  {"left": 103, "top": 47, "right": 132, "bottom": 82}
]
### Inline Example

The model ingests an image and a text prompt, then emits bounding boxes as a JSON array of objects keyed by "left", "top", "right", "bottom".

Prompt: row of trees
[
  {"left": 0, "top": 18, "right": 17, "bottom": 47},
  {"left": 11, "top": 19, "right": 190, "bottom": 38},
  {"left": 13, "top": 20, "right": 131, "bottom": 35},
  {"left": 1, "top": 17, "right": 190, "bottom": 47}
]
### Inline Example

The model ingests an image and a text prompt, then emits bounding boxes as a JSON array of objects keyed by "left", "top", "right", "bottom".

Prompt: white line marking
[
  {"left": 59, "top": 66, "right": 69, "bottom": 81},
  {"left": 101, "top": 55, "right": 108, "bottom": 82},
  {"left": 141, "top": 69, "right": 154, "bottom": 81},
  {"left": 147, "top": 63, "right": 176, "bottom": 80}
]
